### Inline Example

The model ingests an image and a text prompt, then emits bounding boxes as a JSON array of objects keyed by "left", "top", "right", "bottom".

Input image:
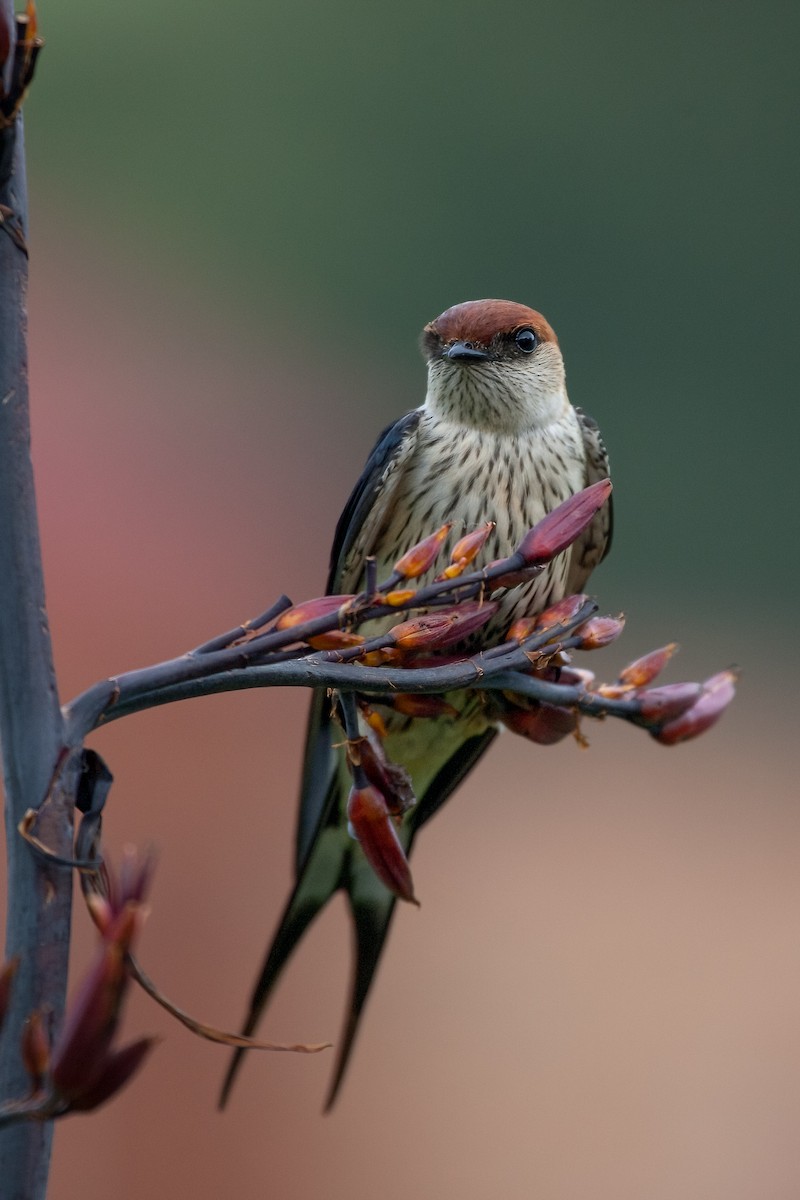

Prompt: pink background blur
[{"left": 0, "top": 216, "right": 794, "bottom": 1200}]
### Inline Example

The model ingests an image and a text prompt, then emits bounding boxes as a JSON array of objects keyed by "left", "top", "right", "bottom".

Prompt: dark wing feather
[
  {"left": 326, "top": 408, "right": 423, "bottom": 591},
  {"left": 295, "top": 408, "right": 423, "bottom": 871},
  {"left": 567, "top": 407, "right": 613, "bottom": 593}
]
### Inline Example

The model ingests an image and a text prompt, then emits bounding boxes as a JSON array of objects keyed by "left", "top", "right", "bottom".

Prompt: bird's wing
[
  {"left": 567, "top": 407, "right": 613, "bottom": 593},
  {"left": 220, "top": 409, "right": 426, "bottom": 1109},
  {"left": 296, "top": 407, "right": 423, "bottom": 870},
  {"left": 326, "top": 408, "right": 424, "bottom": 592}
]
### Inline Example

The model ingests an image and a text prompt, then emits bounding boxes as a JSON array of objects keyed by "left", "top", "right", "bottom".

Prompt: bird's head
[{"left": 421, "top": 299, "right": 567, "bottom": 432}]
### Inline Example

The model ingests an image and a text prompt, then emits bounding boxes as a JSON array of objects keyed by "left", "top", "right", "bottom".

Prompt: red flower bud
[
  {"left": 276, "top": 595, "right": 355, "bottom": 629},
  {"left": 618, "top": 644, "right": 678, "bottom": 689},
  {"left": 355, "top": 737, "right": 417, "bottom": 816},
  {"left": 515, "top": 480, "right": 612, "bottom": 566},
  {"left": 653, "top": 670, "right": 737, "bottom": 746},
  {"left": 637, "top": 682, "right": 703, "bottom": 723},
  {"left": 577, "top": 615, "right": 625, "bottom": 649},
  {"left": 68, "top": 1036, "right": 156, "bottom": 1113},
  {"left": 51, "top": 942, "right": 126, "bottom": 1101},
  {"left": 389, "top": 602, "right": 497, "bottom": 649},
  {"left": 534, "top": 593, "right": 590, "bottom": 635},
  {"left": 347, "top": 785, "right": 418, "bottom": 904},
  {"left": 394, "top": 525, "right": 451, "bottom": 578},
  {"left": 502, "top": 701, "right": 577, "bottom": 745},
  {"left": 0, "top": 13, "right": 10, "bottom": 69}
]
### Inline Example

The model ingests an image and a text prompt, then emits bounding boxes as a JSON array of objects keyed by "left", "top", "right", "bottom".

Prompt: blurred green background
[
  {"left": 26, "top": 0, "right": 800, "bottom": 622},
  {"left": 7, "top": 2, "right": 800, "bottom": 1198}
]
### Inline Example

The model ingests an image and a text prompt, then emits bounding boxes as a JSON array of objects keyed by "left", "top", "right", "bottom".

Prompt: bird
[{"left": 220, "top": 299, "right": 612, "bottom": 1109}]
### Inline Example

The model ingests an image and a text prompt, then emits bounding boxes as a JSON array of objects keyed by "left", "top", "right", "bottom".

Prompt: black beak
[{"left": 445, "top": 341, "right": 491, "bottom": 362}]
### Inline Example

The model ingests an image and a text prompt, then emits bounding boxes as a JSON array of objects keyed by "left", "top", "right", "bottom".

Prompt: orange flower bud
[
  {"left": 534, "top": 593, "right": 590, "bottom": 634},
  {"left": 439, "top": 523, "right": 495, "bottom": 579},
  {"left": 361, "top": 647, "right": 403, "bottom": 667},
  {"left": 26, "top": 0, "right": 39, "bottom": 42},
  {"left": 451, "top": 522, "right": 493, "bottom": 565},
  {"left": 394, "top": 525, "right": 451, "bottom": 578},
  {"left": 515, "top": 480, "right": 612, "bottom": 566},
  {"left": 618, "top": 644, "right": 678, "bottom": 689},
  {"left": 577, "top": 615, "right": 625, "bottom": 649},
  {"left": 346, "top": 785, "right": 418, "bottom": 904},
  {"left": 507, "top": 615, "right": 538, "bottom": 642},
  {"left": 364, "top": 709, "right": 389, "bottom": 737},
  {"left": 276, "top": 595, "right": 355, "bottom": 629},
  {"left": 382, "top": 589, "right": 418, "bottom": 607},
  {"left": 306, "top": 630, "right": 365, "bottom": 651},
  {"left": 389, "top": 602, "right": 497, "bottom": 649}
]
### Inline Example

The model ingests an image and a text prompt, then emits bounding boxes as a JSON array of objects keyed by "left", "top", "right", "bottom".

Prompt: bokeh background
[{"left": 1, "top": 1, "right": 799, "bottom": 1197}]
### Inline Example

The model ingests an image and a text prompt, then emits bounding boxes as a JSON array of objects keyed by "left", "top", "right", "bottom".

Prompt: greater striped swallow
[{"left": 221, "top": 299, "right": 612, "bottom": 1109}]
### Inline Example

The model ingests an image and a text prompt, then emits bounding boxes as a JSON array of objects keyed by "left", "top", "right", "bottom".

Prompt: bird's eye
[{"left": 514, "top": 328, "right": 537, "bottom": 354}]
